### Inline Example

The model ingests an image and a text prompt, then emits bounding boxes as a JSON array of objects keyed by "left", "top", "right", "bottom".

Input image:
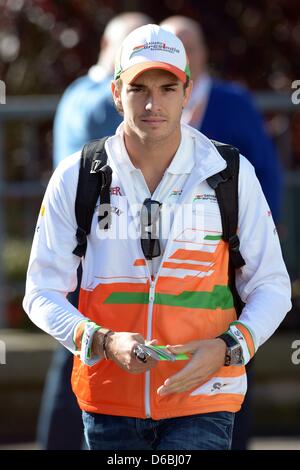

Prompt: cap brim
[{"left": 120, "top": 62, "right": 187, "bottom": 84}]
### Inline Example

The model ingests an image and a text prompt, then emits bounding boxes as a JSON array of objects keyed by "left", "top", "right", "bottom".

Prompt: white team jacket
[{"left": 23, "top": 124, "right": 291, "bottom": 363}]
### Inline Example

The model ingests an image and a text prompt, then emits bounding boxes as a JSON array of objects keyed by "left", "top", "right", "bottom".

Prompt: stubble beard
[{"left": 135, "top": 119, "right": 181, "bottom": 148}]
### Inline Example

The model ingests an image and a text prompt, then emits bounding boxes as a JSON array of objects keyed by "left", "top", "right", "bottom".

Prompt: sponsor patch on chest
[{"left": 193, "top": 194, "right": 217, "bottom": 203}]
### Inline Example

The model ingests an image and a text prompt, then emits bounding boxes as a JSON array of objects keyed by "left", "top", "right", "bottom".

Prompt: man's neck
[
  {"left": 123, "top": 130, "right": 181, "bottom": 194},
  {"left": 124, "top": 131, "right": 181, "bottom": 171}
]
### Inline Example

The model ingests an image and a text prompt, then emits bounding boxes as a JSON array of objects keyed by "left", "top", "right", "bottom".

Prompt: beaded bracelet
[{"left": 102, "top": 329, "right": 113, "bottom": 360}]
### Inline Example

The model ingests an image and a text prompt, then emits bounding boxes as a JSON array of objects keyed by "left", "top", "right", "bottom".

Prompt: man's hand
[
  {"left": 157, "top": 339, "right": 226, "bottom": 396},
  {"left": 93, "top": 330, "right": 158, "bottom": 374}
]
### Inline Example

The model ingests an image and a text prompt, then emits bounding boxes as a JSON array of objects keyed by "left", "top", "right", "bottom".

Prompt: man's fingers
[
  {"left": 147, "top": 339, "right": 158, "bottom": 346},
  {"left": 166, "top": 344, "right": 186, "bottom": 353},
  {"left": 157, "top": 367, "right": 192, "bottom": 395},
  {"left": 157, "top": 355, "right": 206, "bottom": 395},
  {"left": 158, "top": 370, "right": 206, "bottom": 394},
  {"left": 158, "top": 377, "right": 203, "bottom": 395},
  {"left": 166, "top": 340, "right": 200, "bottom": 354}
]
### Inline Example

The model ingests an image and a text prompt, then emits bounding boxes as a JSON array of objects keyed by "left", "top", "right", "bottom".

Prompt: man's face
[{"left": 112, "top": 69, "right": 192, "bottom": 144}]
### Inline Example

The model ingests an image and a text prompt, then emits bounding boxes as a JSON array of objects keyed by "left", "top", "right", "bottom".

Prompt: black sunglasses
[{"left": 140, "top": 198, "right": 162, "bottom": 260}]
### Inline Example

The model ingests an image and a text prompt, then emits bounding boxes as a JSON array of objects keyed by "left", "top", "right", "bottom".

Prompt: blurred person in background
[
  {"left": 37, "top": 12, "right": 152, "bottom": 450},
  {"left": 160, "top": 15, "right": 283, "bottom": 450},
  {"left": 160, "top": 15, "right": 282, "bottom": 224},
  {"left": 54, "top": 11, "right": 152, "bottom": 167}
]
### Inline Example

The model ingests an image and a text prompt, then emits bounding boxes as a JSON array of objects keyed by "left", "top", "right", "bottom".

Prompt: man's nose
[{"left": 145, "top": 93, "right": 160, "bottom": 112}]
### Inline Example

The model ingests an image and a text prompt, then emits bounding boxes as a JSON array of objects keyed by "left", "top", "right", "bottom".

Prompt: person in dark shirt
[{"left": 160, "top": 15, "right": 282, "bottom": 223}]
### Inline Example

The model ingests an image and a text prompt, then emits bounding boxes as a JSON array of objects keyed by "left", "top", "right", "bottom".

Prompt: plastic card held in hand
[{"left": 144, "top": 344, "right": 189, "bottom": 361}]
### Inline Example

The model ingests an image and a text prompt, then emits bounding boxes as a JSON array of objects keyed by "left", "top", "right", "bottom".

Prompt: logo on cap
[{"left": 129, "top": 42, "right": 180, "bottom": 60}]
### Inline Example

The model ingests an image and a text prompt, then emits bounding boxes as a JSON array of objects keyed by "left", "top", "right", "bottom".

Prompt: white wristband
[{"left": 80, "top": 321, "right": 101, "bottom": 366}]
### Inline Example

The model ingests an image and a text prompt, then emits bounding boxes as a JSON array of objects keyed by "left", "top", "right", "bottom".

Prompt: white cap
[{"left": 114, "top": 24, "right": 190, "bottom": 83}]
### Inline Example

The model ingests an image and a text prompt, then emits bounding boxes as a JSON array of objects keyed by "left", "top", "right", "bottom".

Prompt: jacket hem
[{"left": 77, "top": 398, "right": 243, "bottom": 419}]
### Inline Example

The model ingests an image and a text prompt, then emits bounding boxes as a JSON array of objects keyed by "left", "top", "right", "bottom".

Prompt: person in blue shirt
[
  {"left": 38, "top": 12, "right": 152, "bottom": 450},
  {"left": 53, "top": 12, "right": 152, "bottom": 167},
  {"left": 160, "top": 15, "right": 282, "bottom": 223}
]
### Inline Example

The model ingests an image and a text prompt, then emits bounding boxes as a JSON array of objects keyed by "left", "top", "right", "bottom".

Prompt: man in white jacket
[{"left": 23, "top": 24, "right": 291, "bottom": 450}]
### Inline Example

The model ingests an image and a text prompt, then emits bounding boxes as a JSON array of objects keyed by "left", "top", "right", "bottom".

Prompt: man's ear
[
  {"left": 183, "top": 79, "right": 193, "bottom": 107},
  {"left": 111, "top": 81, "right": 118, "bottom": 104},
  {"left": 111, "top": 81, "right": 123, "bottom": 114}
]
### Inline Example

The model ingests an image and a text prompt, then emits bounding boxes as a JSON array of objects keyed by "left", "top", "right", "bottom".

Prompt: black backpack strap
[
  {"left": 207, "top": 141, "right": 245, "bottom": 317},
  {"left": 207, "top": 141, "right": 246, "bottom": 270},
  {"left": 73, "top": 137, "right": 112, "bottom": 258}
]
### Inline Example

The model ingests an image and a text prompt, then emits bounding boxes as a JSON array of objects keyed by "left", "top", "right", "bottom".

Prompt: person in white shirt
[
  {"left": 24, "top": 24, "right": 291, "bottom": 450},
  {"left": 40, "top": 12, "right": 153, "bottom": 450}
]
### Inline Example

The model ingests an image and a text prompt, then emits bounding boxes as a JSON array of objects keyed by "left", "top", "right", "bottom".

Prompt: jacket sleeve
[
  {"left": 232, "top": 155, "right": 291, "bottom": 362},
  {"left": 23, "top": 154, "right": 87, "bottom": 353}
]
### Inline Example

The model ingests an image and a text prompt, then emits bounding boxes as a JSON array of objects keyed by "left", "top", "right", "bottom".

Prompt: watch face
[
  {"left": 219, "top": 333, "right": 243, "bottom": 366},
  {"left": 230, "top": 344, "right": 243, "bottom": 365}
]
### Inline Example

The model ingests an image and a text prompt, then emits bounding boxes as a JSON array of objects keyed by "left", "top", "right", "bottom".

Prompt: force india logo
[
  {"left": 193, "top": 194, "right": 217, "bottom": 203},
  {"left": 130, "top": 42, "right": 180, "bottom": 59},
  {"left": 169, "top": 189, "right": 182, "bottom": 197}
]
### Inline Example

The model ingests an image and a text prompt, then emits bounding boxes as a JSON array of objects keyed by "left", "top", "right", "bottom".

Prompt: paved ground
[
  {"left": 0, "top": 437, "right": 300, "bottom": 450},
  {"left": 248, "top": 437, "right": 300, "bottom": 450}
]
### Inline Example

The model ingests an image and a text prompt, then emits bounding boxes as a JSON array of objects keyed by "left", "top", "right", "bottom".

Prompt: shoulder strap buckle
[
  {"left": 90, "top": 159, "right": 104, "bottom": 174},
  {"left": 207, "top": 172, "right": 229, "bottom": 190},
  {"left": 99, "top": 164, "right": 113, "bottom": 189}
]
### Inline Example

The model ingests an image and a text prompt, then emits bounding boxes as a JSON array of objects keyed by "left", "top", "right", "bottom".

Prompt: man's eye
[
  {"left": 129, "top": 87, "right": 142, "bottom": 92},
  {"left": 164, "top": 87, "right": 176, "bottom": 92}
]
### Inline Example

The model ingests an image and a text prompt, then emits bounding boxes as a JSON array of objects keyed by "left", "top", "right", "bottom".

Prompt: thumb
[
  {"left": 166, "top": 344, "right": 189, "bottom": 354},
  {"left": 146, "top": 339, "right": 158, "bottom": 346},
  {"left": 166, "top": 340, "right": 200, "bottom": 355}
]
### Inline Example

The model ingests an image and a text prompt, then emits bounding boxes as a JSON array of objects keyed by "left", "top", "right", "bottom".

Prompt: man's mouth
[{"left": 141, "top": 117, "right": 166, "bottom": 123}]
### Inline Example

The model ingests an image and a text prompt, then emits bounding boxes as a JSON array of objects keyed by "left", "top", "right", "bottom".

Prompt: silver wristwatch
[{"left": 217, "top": 332, "right": 243, "bottom": 366}]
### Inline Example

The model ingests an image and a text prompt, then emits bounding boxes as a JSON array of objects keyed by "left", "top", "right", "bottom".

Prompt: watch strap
[{"left": 218, "top": 332, "right": 239, "bottom": 348}]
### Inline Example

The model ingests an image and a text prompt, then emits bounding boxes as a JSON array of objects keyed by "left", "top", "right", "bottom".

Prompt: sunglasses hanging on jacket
[{"left": 140, "top": 198, "right": 162, "bottom": 260}]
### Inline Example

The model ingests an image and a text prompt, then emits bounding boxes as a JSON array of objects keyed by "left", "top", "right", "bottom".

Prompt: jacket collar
[{"left": 106, "top": 122, "right": 227, "bottom": 181}]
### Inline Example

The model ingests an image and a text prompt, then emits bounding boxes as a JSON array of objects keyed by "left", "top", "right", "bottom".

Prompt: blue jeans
[{"left": 82, "top": 411, "right": 235, "bottom": 450}]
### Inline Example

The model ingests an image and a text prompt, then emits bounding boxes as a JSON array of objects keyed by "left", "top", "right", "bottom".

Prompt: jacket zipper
[
  {"left": 143, "top": 163, "right": 227, "bottom": 418},
  {"left": 145, "top": 278, "right": 155, "bottom": 417}
]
